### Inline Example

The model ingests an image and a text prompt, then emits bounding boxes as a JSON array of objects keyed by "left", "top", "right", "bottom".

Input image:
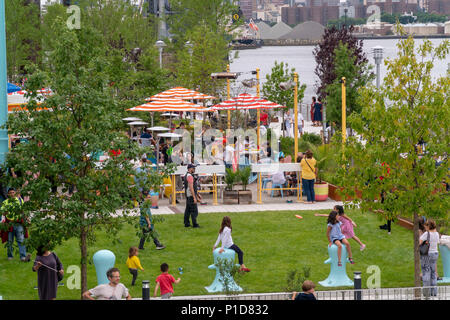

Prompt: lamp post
[
  {"left": 372, "top": 46, "right": 384, "bottom": 89},
  {"left": 155, "top": 40, "right": 166, "bottom": 68},
  {"left": 227, "top": 64, "right": 231, "bottom": 129},
  {"left": 279, "top": 73, "right": 298, "bottom": 162},
  {"left": 185, "top": 41, "right": 194, "bottom": 57},
  {"left": 0, "top": 0, "right": 8, "bottom": 165},
  {"left": 210, "top": 69, "right": 237, "bottom": 129},
  {"left": 241, "top": 69, "right": 260, "bottom": 149}
]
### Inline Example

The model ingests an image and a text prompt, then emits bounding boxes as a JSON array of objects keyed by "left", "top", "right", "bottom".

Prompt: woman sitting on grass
[{"left": 326, "top": 211, "right": 354, "bottom": 267}]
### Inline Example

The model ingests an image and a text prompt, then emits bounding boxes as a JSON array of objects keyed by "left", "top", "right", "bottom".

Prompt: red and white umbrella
[
  {"left": 210, "top": 93, "right": 285, "bottom": 111},
  {"left": 145, "top": 87, "right": 216, "bottom": 101}
]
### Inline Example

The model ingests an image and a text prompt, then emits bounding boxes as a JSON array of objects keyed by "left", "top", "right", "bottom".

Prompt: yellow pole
[
  {"left": 227, "top": 64, "right": 231, "bottom": 130},
  {"left": 171, "top": 174, "right": 176, "bottom": 206},
  {"left": 257, "top": 172, "right": 262, "bottom": 204},
  {"left": 293, "top": 72, "right": 298, "bottom": 162},
  {"left": 341, "top": 77, "right": 346, "bottom": 145}
]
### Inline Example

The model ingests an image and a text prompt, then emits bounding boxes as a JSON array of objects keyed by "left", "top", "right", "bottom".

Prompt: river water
[{"left": 230, "top": 38, "right": 449, "bottom": 103}]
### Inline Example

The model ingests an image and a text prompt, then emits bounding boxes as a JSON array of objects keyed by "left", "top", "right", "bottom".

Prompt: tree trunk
[{"left": 80, "top": 226, "right": 88, "bottom": 300}]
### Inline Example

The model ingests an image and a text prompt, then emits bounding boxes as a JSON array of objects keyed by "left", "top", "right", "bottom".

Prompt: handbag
[
  {"left": 53, "top": 252, "right": 64, "bottom": 282},
  {"left": 419, "top": 231, "right": 430, "bottom": 256}
]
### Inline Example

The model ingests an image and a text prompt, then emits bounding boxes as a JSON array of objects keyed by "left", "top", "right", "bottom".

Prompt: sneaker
[
  {"left": 185, "top": 224, "right": 191, "bottom": 228},
  {"left": 156, "top": 245, "right": 166, "bottom": 250},
  {"left": 240, "top": 267, "right": 251, "bottom": 272},
  {"left": 360, "top": 244, "right": 366, "bottom": 251},
  {"left": 349, "top": 258, "right": 355, "bottom": 264},
  {"left": 21, "top": 254, "right": 31, "bottom": 262},
  {"left": 8, "top": 257, "right": 13, "bottom": 261},
  {"left": 193, "top": 224, "right": 201, "bottom": 228},
  {"left": 338, "top": 262, "right": 342, "bottom": 267}
]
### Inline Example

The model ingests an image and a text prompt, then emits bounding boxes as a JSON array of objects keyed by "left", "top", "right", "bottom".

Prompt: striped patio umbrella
[
  {"left": 210, "top": 93, "right": 286, "bottom": 111},
  {"left": 127, "top": 98, "right": 210, "bottom": 113},
  {"left": 145, "top": 87, "right": 216, "bottom": 101},
  {"left": 7, "top": 88, "right": 52, "bottom": 113}
]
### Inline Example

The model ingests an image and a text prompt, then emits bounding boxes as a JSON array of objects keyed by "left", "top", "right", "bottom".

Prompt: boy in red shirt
[{"left": 154, "top": 263, "right": 181, "bottom": 299}]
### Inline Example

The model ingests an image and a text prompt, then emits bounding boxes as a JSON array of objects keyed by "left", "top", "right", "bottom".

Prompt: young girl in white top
[
  {"left": 213, "top": 216, "right": 250, "bottom": 272},
  {"left": 419, "top": 219, "right": 440, "bottom": 296}
]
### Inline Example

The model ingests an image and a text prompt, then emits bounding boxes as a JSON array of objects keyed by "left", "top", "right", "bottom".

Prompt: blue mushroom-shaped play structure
[
  {"left": 438, "top": 244, "right": 450, "bottom": 284},
  {"left": 205, "top": 248, "right": 243, "bottom": 293},
  {"left": 319, "top": 244, "right": 354, "bottom": 287},
  {"left": 93, "top": 250, "right": 116, "bottom": 285}
]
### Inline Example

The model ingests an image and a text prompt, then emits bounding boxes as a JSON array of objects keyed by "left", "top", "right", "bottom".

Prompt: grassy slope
[{"left": 0, "top": 209, "right": 442, "bottom": 300}]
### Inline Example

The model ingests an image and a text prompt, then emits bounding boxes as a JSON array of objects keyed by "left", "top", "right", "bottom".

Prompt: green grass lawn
[{"left": 0, "top": 209, "right": 443, "bottom": 300}]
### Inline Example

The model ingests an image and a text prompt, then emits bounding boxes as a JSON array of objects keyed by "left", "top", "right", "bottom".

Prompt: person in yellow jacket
[{"left": 126, "top": 247, "right": 144, "bottom": 286}]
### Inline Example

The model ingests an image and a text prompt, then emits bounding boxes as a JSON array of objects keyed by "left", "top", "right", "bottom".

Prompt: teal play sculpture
[
  {"left": 205, "top": 248, "right": 243, "bottom": 293},
  {"left": 438, "top": 244, "right": 450, "bottom": 284},
  {"left": 319, "top": 244, "right": 354, "bottom": 287},
  {"left": 93, "top": 250, "right": 116, "bottom": 285}
]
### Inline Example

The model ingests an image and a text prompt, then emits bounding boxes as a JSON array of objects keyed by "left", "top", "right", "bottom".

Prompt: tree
[
  {"left": 324, "top": 42, "right": 374, "bottom": 129},
  {"left": 313, "top": 26, "right": 368, "bottom": 103},
  {"left": 174, "top": 23, "right": 230, "bottom": 97},
  {"left": 333, "top": 34, "right": 449, "bottom": 288},
  {"left": 41, "top": 0, "right": 167, "bottom": 113},
  {"left": 262, "top": 61, "right": 306, "bottom": 137},
  {"left": 3, "top": 18, "right": 173, "bottom": 298},
  {"left": 5, "top": 0, "right": 41, "bottom": 82}
]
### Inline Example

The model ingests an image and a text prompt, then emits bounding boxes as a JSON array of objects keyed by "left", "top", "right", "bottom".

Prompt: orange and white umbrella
[
  {"left": 7, "top": 88, "right": 53, "bottom": 113},
  {"left": 145, "top": 87, "right": 216, "bottom": 101},
  {"left": 210, "top": 93, "right": 285, "bottom": 111},
  {"left": 127, "top": 98, "right": 210, "bottom": 112}
]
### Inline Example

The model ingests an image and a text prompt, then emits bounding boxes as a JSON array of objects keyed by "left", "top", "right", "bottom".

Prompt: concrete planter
[
  {"left": 223, "top": 190, "right": 239, "bottom": 205},
  {"left": 238, "top": 190, "right": 252, "bottom": 204}
]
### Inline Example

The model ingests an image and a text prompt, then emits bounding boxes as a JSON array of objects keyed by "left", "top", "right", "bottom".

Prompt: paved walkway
[{"left": 149, "top": 198, "right": 341, "bottom": 215}]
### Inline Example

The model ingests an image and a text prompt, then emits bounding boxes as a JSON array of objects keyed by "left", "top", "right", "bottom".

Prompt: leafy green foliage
[
  {"left": 324, "top": 42, "right": 374, "bottom": 127},
  {"left": 285, "top": 266, "right": 311, "bottom": 293},
  {"left": 5, "top": 0, "right": 41, "bottom": 82},
  {"left": 225, "top": 168, "right": 237, "bottom": 191},
  {"left": 237, "top": 166, "right": 252, "bottom": 191},
  {"left": 262, "top": 61, "right": 306, "bottom": 112},
  {"left": 300, "top": 133, "right": 322, "bottom": 146}
]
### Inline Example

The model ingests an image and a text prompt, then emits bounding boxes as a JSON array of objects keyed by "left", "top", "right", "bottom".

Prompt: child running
[
  {"left": 213, "top": 216, "right": 250, "bottom": 272},
  {"left": 154, "top": 263, "right": 180, "bottom": 299},
  {"left": 326, "top": 210, "right": 354, "bottom": 266},
  {"left": 126, "top": 247, "right": 144, "bottom": 286},
  {"left": 315, "top": 205, "right": 366, "bottom": 251}
]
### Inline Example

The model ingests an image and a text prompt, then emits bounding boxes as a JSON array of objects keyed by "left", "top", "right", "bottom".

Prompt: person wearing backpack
[{"left": 184, "top": 164, "right": 201, "bottom": 228}]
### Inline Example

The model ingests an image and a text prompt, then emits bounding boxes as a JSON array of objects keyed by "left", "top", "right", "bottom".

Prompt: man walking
[
  {"left": 1, "top": 188, "right": 30, "bottom": 262},
  {"left": 184, "top": 164, "right": 201, "bottom": 228},
  {"left": 83, "top": 268, "right": 132, "bottom": 300}
]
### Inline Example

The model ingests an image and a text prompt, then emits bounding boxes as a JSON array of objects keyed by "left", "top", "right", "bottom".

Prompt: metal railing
[{"left": 164, "top": 286, "right": 450, "bottom": 300}]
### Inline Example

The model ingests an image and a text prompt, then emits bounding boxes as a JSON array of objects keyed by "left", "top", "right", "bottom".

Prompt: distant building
[
  {"left": 240, "top": 0, "right": 258, "bottom": 19},
  {"left": 427, "top": 0, "right": 450, "bottom": 15},
  {"left": 445, "top": 21, "right": 450, "bottom": 34},
  {"left": 281, "top": 0, "right": 425, "bottom": 26}
]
